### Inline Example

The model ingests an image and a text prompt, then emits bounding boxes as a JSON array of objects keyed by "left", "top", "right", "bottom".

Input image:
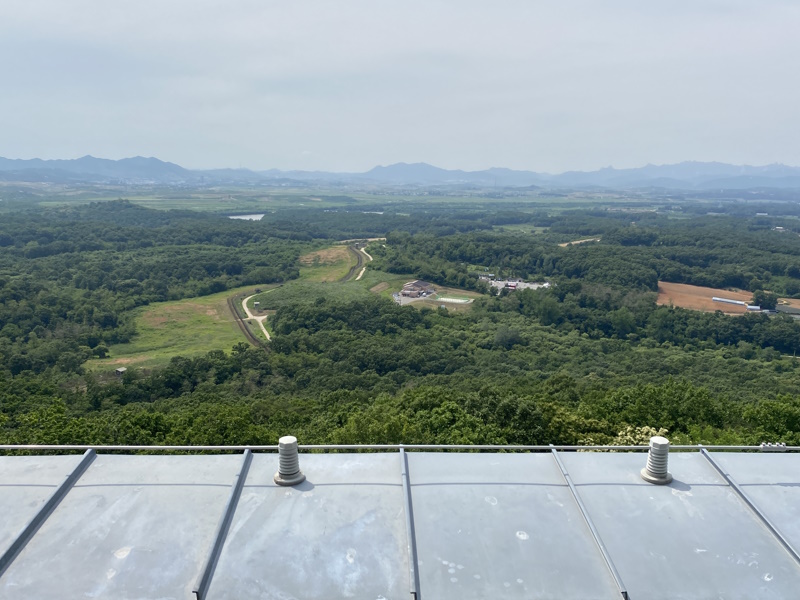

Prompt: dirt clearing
[
  {"left": 299, "top": 246, "right": 351, "bottom": 265},
  {"left": 779, "top": 298, "right": 800, "bottom": 309},
  {"left": 559, "top": 237, "right": 601, "bottom": 247},
  {"left": 370, "top": 282, "right": 390, "bottom": 293},
  {"left": 657, "top": 282, "right": 752, "bottom": 314}
]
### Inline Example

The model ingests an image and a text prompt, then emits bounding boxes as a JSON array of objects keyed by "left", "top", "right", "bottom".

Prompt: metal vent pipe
[
  {"left": 640, "top": 436, "right": 672, "bottom": 484},
  {"left": 274, "top": 436, "right": 306, "bottom": 486}
]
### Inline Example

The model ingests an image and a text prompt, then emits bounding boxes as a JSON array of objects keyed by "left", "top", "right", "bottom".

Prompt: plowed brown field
[{"left": 657, "top": 282, "right": 752, "bottom": 314}]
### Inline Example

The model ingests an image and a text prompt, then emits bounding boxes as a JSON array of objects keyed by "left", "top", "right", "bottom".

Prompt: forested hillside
[{"left": 2, "top": 201, "right": 800, "bottom": 447}]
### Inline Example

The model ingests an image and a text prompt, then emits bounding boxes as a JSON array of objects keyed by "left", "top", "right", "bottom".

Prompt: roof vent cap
[
  {"left": 274, "top": 435, "right": 306, "bottom": 486},
  {"left": 640, "top": 435, "right": 673, "bottom": 485}
]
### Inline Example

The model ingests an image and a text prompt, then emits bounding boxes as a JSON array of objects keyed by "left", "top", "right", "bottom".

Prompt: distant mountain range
[
  {"left": 0, "top": 156, "right": 192, "bottom": 184},
  {"left": 2, "top": 155, "right": 800, "bottom": 190}
]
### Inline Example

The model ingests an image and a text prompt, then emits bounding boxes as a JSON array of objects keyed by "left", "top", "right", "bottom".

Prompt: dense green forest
[{"left": 2, "top": 199, "right": 800, "bottom": 448}]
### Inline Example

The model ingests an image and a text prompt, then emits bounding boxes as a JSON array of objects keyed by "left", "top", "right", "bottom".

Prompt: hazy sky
[{"left": 1, "top": 1, "right": 798, "bottom": 172}]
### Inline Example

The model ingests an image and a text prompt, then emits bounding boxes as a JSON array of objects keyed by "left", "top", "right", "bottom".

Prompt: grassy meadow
[
  {"left": 85, "top": 285, "right": 262, "bottom": 372},
  {"left": 297, "top": 246, "right": 358, "bottom": 282},
  {"left": 86, "top": 241, "right": 484, "bottom": 374}
]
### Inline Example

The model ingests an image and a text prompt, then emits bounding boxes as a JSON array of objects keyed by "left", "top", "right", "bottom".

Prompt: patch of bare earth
[
  {"left": 337, "top": 237, "right": 387, "bottom": 244},
  {"left": 299, "top": 246, "right": 351, "bottom": 265},
  {"left": 559, "top": 237, "right": 601, "bottom": 247},
  {"left": 370, "top": 282, "right": 390, "bottom": 293},
  {"left": 657, "top": 281, "right": 752, "bottom": 314}
]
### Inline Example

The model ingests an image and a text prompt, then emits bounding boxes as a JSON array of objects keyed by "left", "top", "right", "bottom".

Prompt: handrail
[{"left": 0, "top": 444, "right": 796, "bottom": 452}]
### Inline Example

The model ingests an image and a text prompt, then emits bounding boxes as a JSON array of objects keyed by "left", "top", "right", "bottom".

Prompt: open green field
[
  {"left": 26, "top": 185, "right": 366, "bottom": 213},
  {"left": 85, "top": 285, "right": 267, "bottom": 372},
  {"left": 416, "top": 287, "right": 483, "bottom": 312},
  {"left": 250, "top": 245, "right": 394, "bottom": 309},
  {"left": 251, "top": 267, "right": 415, "bottom": 309},
  {"left": 251, "top": 266, "right": 484, "bottom": 314},
  {"left": 87, "top": 256, "right": 486, "bottom": 374},
  {"left": 12, "top": 179, "right": 669, "bottom": 215},
  {"left": 297, "top": 246, "right": 358, "bottom": 282},
  {"left": 252, "top": 280, "right": 373, "bottom": 309}
]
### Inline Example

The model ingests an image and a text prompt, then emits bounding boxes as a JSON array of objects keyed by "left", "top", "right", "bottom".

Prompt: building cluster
[
  {"left": 400, "top": 280, "right": 435, "bottom": 298},
  {"left": 479, "top": 275, "right": 551, "bottom": 292}
]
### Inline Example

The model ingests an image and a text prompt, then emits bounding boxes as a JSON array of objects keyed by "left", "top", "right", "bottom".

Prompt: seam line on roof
[
  {"left": 193, "top": 449, "right": 253, "bottom": 600},
  {"left": 0, "top": 448, "right": 96, "bottom": 580},
  {"left": 700, "top": 448, "right": 800, "bottom": 570},
  {"left": 400, "top": 448, "right": 422, "bottom": 600},
  {"left": 550, "top": 448, "right": 630, "bottom": 600}
]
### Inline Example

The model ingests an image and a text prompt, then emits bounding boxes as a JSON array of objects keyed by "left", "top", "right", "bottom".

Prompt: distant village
[
  {"left": 479, "top": 274, "right": 551, "bottom": 292},
  {"left": 393, "top": 276, "right": 551, "bottom": 306}
]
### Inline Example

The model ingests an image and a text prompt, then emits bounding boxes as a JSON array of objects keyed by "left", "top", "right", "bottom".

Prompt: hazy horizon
[
  {"left": 2, "top": 1, "right": 798, "bottom": 172},
  {"left": 3, "top": 154, "right": 800, "bottom": 175}
]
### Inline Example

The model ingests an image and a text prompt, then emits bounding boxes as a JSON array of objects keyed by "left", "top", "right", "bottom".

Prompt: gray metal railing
[{"left": 0, "top": 443, "right": 796, "bottom": 453}]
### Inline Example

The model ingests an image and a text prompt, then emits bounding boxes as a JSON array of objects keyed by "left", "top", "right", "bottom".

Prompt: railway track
[
  {"left": 339, "top": 246, "right": 364, "bottom": 282},
  {"left": 228, "top": 245, "right": 364, "bottom": 346},
  {"left": 226, "top": 293, "right": 265, "bottom": 348}
]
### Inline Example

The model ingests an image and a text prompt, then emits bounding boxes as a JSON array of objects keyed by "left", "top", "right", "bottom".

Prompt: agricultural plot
[
  {"left": 657, "top": 282, "right": 753, "bottom": 314},
  {"left": 780, "top": 299, "right": 800, "bottom": 309}
]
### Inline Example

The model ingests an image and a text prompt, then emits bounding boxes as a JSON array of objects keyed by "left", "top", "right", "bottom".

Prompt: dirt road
[
  {"left": 242, "top": 294, "right": 271, "bottom": 340},
  {"left": 558, "top": 237, "right": 601, "bottom": 247},
  {"left": 339, "top": 246, "right": 364, "bottom": 282}
]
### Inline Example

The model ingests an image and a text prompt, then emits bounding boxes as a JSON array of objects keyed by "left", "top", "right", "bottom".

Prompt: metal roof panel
[
  {"left": 713, "top": 452, "right": 800, "bottom": 554},
  {"left": 0, "top": 455, "right": 84, "bottom": 558},
  {"left": 560, "top": 451, "right": 800, "bottom": 599},
  {"left": 206, "top": 453, "right": 410, "bottom": 600},
  {"left": 0, "top": 454, "right": 242, "bottom": 600},
  {"left": 407, "top": 452, "right": 622, "bottom": 600}
]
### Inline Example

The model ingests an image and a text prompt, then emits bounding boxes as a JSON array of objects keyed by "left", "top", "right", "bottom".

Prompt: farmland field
[{"left": 657, "top": 282, "right": 753, "bottom": 314}]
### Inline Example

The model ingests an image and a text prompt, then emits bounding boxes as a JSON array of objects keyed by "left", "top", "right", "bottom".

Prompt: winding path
[
  {"left": 232, "top": 244, "right": 374, "bottom": 344},
  {"left": 242, "top": 294, "right": 271, "bottom": 341},
  {"left": 354, "top": 246, "right": 373, "bottom": 281}
]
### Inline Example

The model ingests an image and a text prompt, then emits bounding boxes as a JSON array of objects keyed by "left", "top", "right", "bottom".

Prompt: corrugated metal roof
[{"left": 2, "top": 446, "right": 800, "bottom": 599}]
